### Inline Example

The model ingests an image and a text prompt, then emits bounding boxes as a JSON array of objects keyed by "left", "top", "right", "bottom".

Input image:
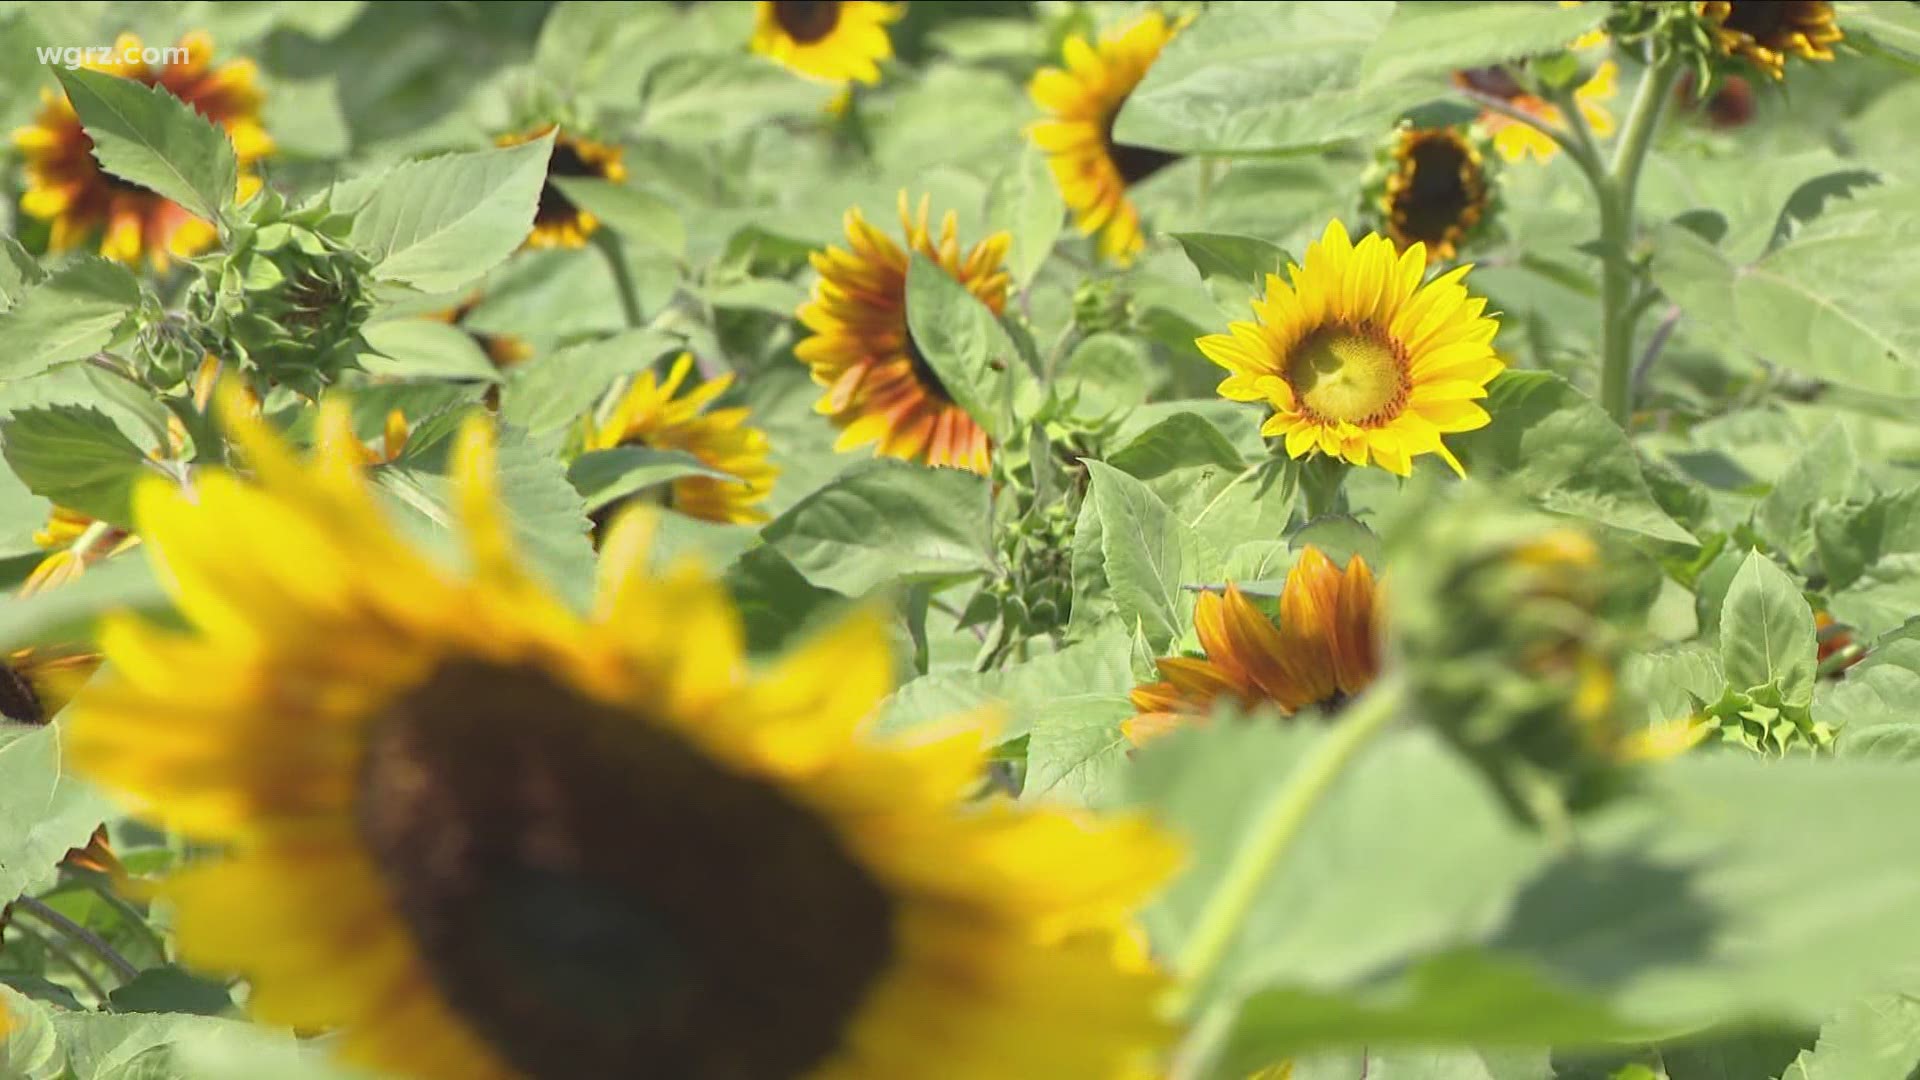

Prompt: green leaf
[
  {"left": 1108, "top": 410, "right": 1253, "bottom": 481},
  {"left": 1778, "top": 995, "right": 1920, "bottom": 1080},
  {"left": 702, "top": 277, "right": 807, "bottom": 314},
  {"left": 723, "top": 545, "right": 845, "bottom": 657},
  {"left": 876, "top": 631, "right": 1135, "bottom": 740},
  {"left": 1360, "top": 1, "right": 1609, "bottom": 86},
  {"left": 0, "top": 724, "right": 115, "bottom": 905},
  {"left": 47, "top": 1011, "right": 340, "bottom": 1080},
  {"left": 549, "top": 177, "right": 687, "bottom": 259},
  {"left": 986, "top": 143, "right": 1066, "bottom": 289},
  {"left": 0, "top": 405, "right": 154, "bottom": 528},
  {"left": 0, "top": 986, "right": 61, "bottom": 1080},
  {"left": 497, "top": 330, "right": 681, "bottom": 434},
  {"left": 0, "top": 258, "right": 142, "bottom": 382},
  {"left": 1753, "top": 423, "right": 1856, "bottom": 569},
  {"left": 1837, "top": 1, "right": 1920, "bottom": 63},
  {"left": 107, "top": 966, "right": 235, "bottom": 1017},
  {"left": 566, "top": 446, "right": 730, "bottom": 513},
  {"left": 358, "top": 318, "right": 506, "bottom": 383},
  {"left": 1814, "top": 487, "right": 1920, "bottom": 591},
  {"left": 1720, "top": 549, "right": 1818, "bottom": 706},
  {"left": 1172, "top": 232, "right": 1292, "bottom": 287},
  {"left": 0, "top": 455, "right": 50, "bottom": 560},
  {"left": 904, "top": 251, "right": 1019, "bottom": 445},
  {"left": 1113, "top": 3, "right": 1430, "bottom": 155},
  {"left": 761, "top": 459, "right": 995, "bottom": 596},
  {"left": 53, "top": 66, "right": 238, "bottom": 226},
  {"left": 1085, "top": 459, "right": 1214, "bottom": 653},
  {"left": 1024, "top": 695, "right": 1136, "bottom": 807},
  {"left": 1453, "top": 371, "right": 1696, "bottom": 544},
  {"left": 641, "top": 52, "right": 835, "bottom": 142},
  {"left": 0, "top": 555, "right": 167, "bottom": 656},
  {"left": 348, "top": 134, "right": 556, "bottom": 293},
  {"left": 0, "top": 235, "right": 46, "bottom": 312}
]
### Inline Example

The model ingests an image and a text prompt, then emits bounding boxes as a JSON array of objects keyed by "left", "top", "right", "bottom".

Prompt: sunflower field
[{"left": 4, "top": 1, "right": 1920, "bottom": 1077}]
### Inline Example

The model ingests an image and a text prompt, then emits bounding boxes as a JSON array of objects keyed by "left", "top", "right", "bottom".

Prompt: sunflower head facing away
[
  {"left": 1452, "top": 56, "right": 1618, "bottom": 164},
  {"left": 1699, "top": 1, "right": 1841, "bottom": 79},
  {"left": 1197, "top": 220, "right": 1503, "bottom": 477},
  {"left": 751, "top": 1, "right": 904, "bottom": 86},
  {"left": 496, "top": 123, "right": 628, "bottom": 249},
  {"left": 588, "top": 352, "right": 779, "bottom": 524},
  {"left": 1027, "top": 12, "right": 1186, "bottom": 266},
  {"left": 1128, "top": 547, "right": 1382, "bottom": 746},
  {"left": 795, "top": 192, "right": 1009, "bottom": 474},
  {"left": 65, "top": 394, "right": 1177, "bottom": 1080},
  {"left": 1373, "top": 125, "right": 1495, "bottom": 265},
  {"left": 12, "top": 31, "right": 272, "bottom": 269}
]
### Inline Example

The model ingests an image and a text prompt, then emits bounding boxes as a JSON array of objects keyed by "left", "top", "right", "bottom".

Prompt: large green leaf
[
  {"left": 1778, "top": 995, "right": 1920, "bottom": 1080},
  {"left": 904, "top": 252, "right": 1018, "bottom": 444},
  {"left": 358, "top": 318, "right": 505, "bottom": 384},
  {"left": 497, "top": 329, "right": 681, "bottom": 434},
  {"left": 1838, "top": 1, "right": 1920, "bottom": 63},
  {"left": 1113, "top": 2, "right": 1429, "bottom": 155},
  {"left": 1171, "top": 232, "right": 1292, "bottom": 289},
  {"left": 1452, "top": 371, "right": 1696, "bottom": 544},
  {"left": 876, "top": 630, "right": 1135, "bottom": 741},
  {"left": 0, "top": 724, "right": 115, "bottom": 905},
  {"left": 1719, "top": 549, "right": 1818, "bottom": 705},
  {"left": 985, "top": 144, "right": 1065, "bottom": 290},
  {"left": 0, "top": 259, "right": 142, "bottom": 382},
  {"left": 640, "top": 52, "right": 835, "bottom": 142},
  {"left": 549, "top": 177, "right": 687, "bottom": 260},
  {"left": 0, "top": 405, "right": 155, "bottom": 529},
  {"left": 348, "top": 134, "right": 555, "bottom": 293},
  {"left": 1084, "top": 459, "right": 1213, "bottom": 651},
  {"left": 0, "top": 235, "right": 46, "bottom": 311},
  {"left": 1360, "top": 1, "right": 1609, "bottom": 86},
  {"left": 53, "top": 66, "right": 238, "bottom": 226},
  {"left": 566, "top": 446, "right": 730, "bottom": 513},
  {"left": 1108, "top": 410, "right": 1253, "bottom": 481},
  {"left": 760, "top": 459, "right": 995, "bottom": 596},
  {"left": 1753, "top": 423, "right": 1857, "bottom": 570}
]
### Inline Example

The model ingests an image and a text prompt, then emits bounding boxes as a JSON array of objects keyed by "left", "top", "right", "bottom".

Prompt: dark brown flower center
[
  {"left": 1101, "top": 111, "right": 1179, "bottom": 186},
  {"left": 774, "top": 0, "right": 843, "bottom": 44},
  {"left": 1392, "top": 132, "right": 1483, "bottom": 249},
  {"left": 537, "top": 140, "right": 602, "bottom": 224},
  {"left": 903, "top": 329, "right": 953, "bottom": 402},
  {"left": 0, "top": 662, "right": 44, "bottom": 725},
  {"left": 355, "top": 660, "right": 896, "bottom": 1079},
  {"left": 1721, "top": 0, "right": 1794, "bottom": 40}
]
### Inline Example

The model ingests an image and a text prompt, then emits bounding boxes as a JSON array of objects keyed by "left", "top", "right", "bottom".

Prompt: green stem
[
  {"left": 1169, "top": 676, "right": 1405, "bottom": 1016},
  {"left": 12, "top": 895, "right": 141, "bottom": 984},
  {"left": 593, "top": 230, "right": 645, "bottom": 329},
  {"left": 6, "top": 917, "right": 113, "bottom": 1005},
  {"left": 1596, "top": 56, "right": 1682, "bottom": 426}
]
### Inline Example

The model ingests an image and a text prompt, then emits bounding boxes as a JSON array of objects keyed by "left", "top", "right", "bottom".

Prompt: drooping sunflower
[
  {"left": 495, "top": 124, "right": 628, "bottom": 249},
  {"left": 1127, "top": 547, "right": 1381, "bottom": 746},
  {"left": 1453, "top": 58, "right": 1617, "bottom": 164},
  {"left": 1376, "top": 126, "right": 1494, "bottom": 265},
  {"left": 587, "top": 353, "right": 779, "bottom": 525},
  {"left": 795, "top": 192, "right": 1008, "bottom": 474},
  {"left": 751, "top": 1, "right": 904, "bottom": 85},
  {"left": 1700, "top": 1, "right": 1841, "bottom": 79},
  {"left": 1028, "top": 12, "right": 1185, "bottom": 266},
  {"left": 12, "top": 32, "right": 273, "bottom": 269},
  {"left": 1197, "top": 220, "right": 1503, "bottom": 476},
  {"left": 66, "top": 395, "right": 1177, "bottom": 1080}
]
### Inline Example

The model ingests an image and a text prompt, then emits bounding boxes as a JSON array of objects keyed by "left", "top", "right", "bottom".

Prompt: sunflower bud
[{"left": 1073, "top": 278, "right": 1132, "bottom": 335}]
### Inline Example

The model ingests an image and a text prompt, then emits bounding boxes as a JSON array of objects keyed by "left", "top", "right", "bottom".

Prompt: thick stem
[
  {"left": 1169, "top": 676, "right": 1405, "bottom": 1017},
  {"left": 1596, "top": 57, "right": 1682, "bottom": 426}
]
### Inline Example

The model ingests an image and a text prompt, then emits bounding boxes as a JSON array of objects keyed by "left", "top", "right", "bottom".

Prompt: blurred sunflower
[
  {"left": 66, "top": 395, "right": 1177, "bottom": 1080},
  {"left": 1376, "top": 126, "right": 1493, "bottom": 265},
  {"left": 495, "top": 124, "right": 627, "bottom": 249},
  {"left": 12, "top": 31, "right": 272, "bottom": 269},
  {"left": 750, "top": 1, "right": 904, "bottom": 85},
  {"left": 795, "top": 192, "right": 1008, "bottom": 474},
  {"left": 1198, "top": 220, "right": 1502, "bottom": 476},
  {"left": 1700, "top": 0, "right": 1841, "bottom": 79},
  {"left": 427, "top": 297, "right": 535, "bottom": 370},
  {"left": 1453, "top": 58, "right": 1616, "bottom": 164},
  {"left": 1127, "top": 548, "right": 1381, "bottom": 745},
  {"left": 1028, "top": 12, "right": 1185, "bottom": 265},
  {"left": 587, "top": 353, "right": 778, "bottom": 524}
]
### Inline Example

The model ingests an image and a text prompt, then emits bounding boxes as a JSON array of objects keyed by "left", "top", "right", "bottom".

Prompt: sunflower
[
  {"left": 1027, "top": 12, "right": 1185, "bottom": 266},
  {"left": 587, "top": 353, "right": 779, "bottom": 525},
  {"left": 65, "top": 394, "right": 1177, "bottom": 1080},
  {"left": 1127, "top": 548, "right": 1381, "bottom": 746},
  {"left": 795, "top": 192, "right": 1007, "bottom": 474},
  {"left": 12, "top": 32, "right": 272, "bottom": 269},
  {"left": 1700, "top": 1, "right": 1841, "bottom": 78},
  {"left": 496, "top": 124, "right": 628, "bottom": 250},
  {"left": 1377, "top": 126, "right": 1493, "bottom": 265},
  {"left": 751, "top": 2, "right": 904, "bottom": 86},
  {"left": 1197, "top": 220, "right": 1503, "bottom": 476},
  {"left": 1453, "top": 58, "right": 1617, "bottom": 164}
]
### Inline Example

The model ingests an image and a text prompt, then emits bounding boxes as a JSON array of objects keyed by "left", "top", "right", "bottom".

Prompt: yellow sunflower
[
  {"left": 1198, "top": 220, "right": 1503, "bottom": 476},
  {"left": 12, "top": 32, "right": 272, "bottom": 269},
  {"left": 587, "top": 352, "right": 779, "bottom": 525},
  {"left": 1378, "top": 126, "right": 1492, "bottom": 265},
  {"left": 495, "top": 124, "right": 628, "bottom": 249},
  {"left": 1700, "top": 0, "right": 1841, "bottom": 79},
  {"left": 796, "top": 192, "right": 1007, "bottom": 474},
  {"left": 1127, "top": 548, "right": 1381, "bottom": 746},
  {"left": 751, "top": 2, "right": 904, "bottom": 85},
  {"left": 65, "top": 394, "right": 1178, "bottom": 1080},
  {"left": 1027, "top": 12, "right": 1185, "bottom": 266},
  {"left": 1453, "top": 58, "right": 1617, "bottom": 164}
]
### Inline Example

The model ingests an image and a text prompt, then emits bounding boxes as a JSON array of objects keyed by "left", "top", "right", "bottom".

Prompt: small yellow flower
[
  {"left": 1454, "top": 58, "right": 1617, "bottom": 164},
  {"left": 495, "top": 123, "right": 628, "bottom": 249},
  {"left": 1197, "top": 220, "right": 1503, "bottom": 476},
  {"left": 751, "top": 1, "right": 904, "bottom": 86},
  {"left": 588, "top": 353, "right": 779, "bottom": 524}
]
